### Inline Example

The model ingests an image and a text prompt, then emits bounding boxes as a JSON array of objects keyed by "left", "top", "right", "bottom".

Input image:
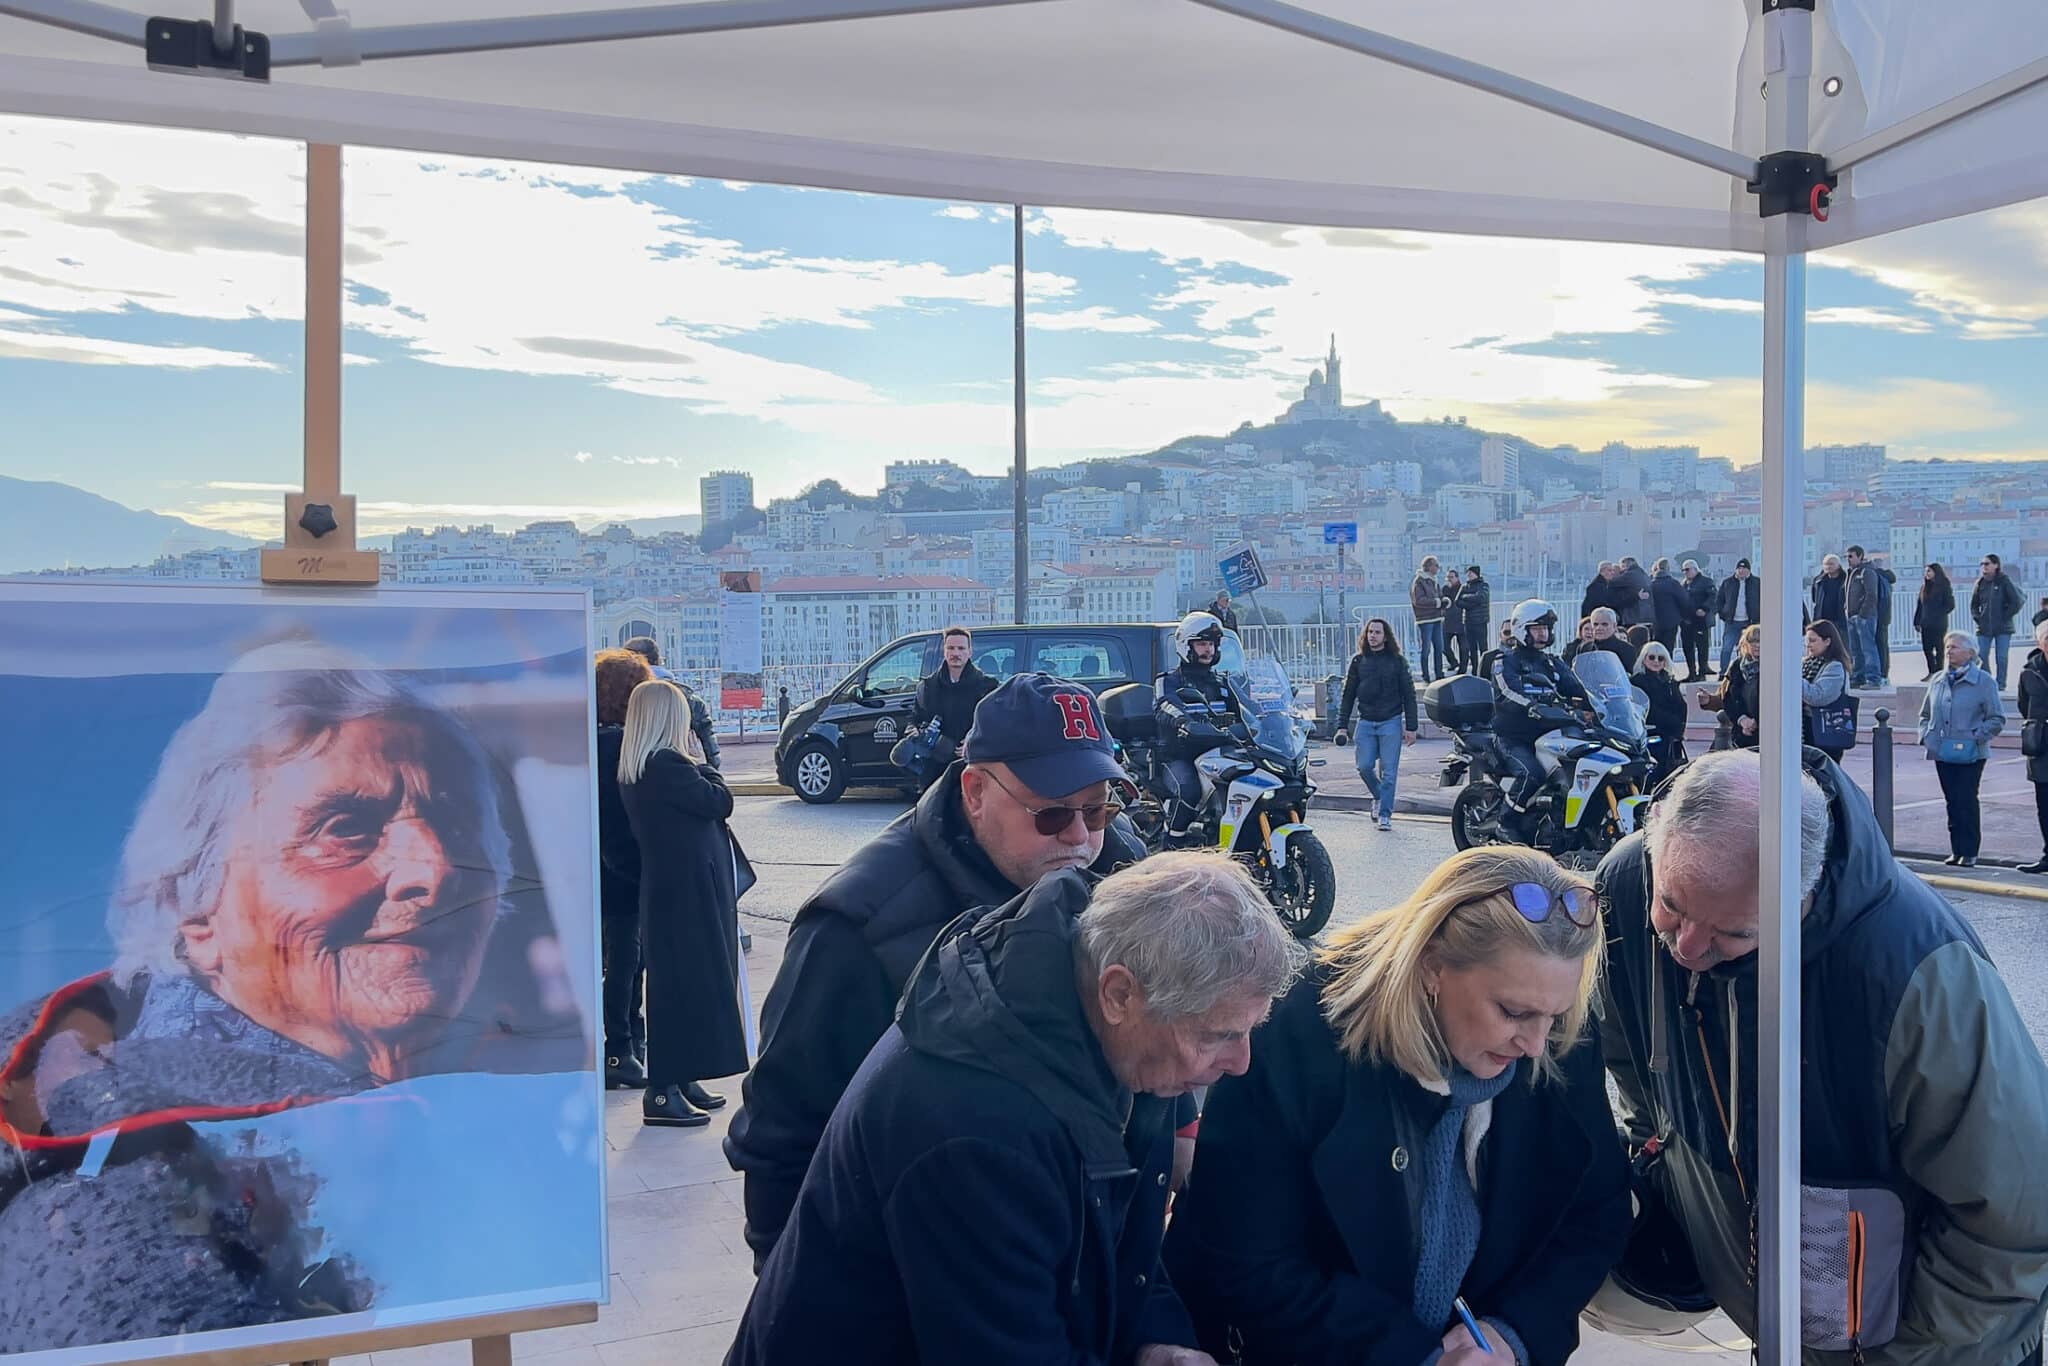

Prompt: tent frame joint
[
  {"left": 1749, "top": 150, "right": 1834, "bottom": 220},
  {"left": 143, "top": 14, "right": 269, "bottom": 80}
]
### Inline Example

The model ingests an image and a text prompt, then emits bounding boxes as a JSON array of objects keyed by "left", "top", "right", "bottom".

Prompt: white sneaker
[{"left": 1377, "top": 816, "right": 1393, "bottom": 831}]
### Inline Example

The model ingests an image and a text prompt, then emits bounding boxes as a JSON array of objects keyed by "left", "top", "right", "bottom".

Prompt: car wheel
[{"left": 790, "top": 742, "right": 847, "bottom": 804}]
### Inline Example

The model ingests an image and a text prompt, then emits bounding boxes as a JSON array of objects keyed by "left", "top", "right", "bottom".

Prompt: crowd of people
[
  {"left": 1386, "top": 551, "right": 2048, "bottom": 874},
  {"left": 691, "top": 663, "right": 2048, "bottom": 1363}
]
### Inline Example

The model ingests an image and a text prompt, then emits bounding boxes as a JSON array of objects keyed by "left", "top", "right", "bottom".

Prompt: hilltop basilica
[{"left": 1278, "top": 334, "right": 1391, "bottom": 426}]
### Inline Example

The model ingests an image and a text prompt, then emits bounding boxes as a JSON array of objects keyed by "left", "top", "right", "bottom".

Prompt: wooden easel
[
  {"left": 245, "top": 145, "right": 596, "bottom": 1365},
  {"left": 87, "top": 1304, "right": 600, "bottom": 1366},
  {"left": 260, "top": 142, "right": 379, "bottom": 587}
]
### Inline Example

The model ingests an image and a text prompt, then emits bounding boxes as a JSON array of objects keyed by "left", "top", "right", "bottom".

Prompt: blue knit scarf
[{"left": 1412, "top": 1061, "right": 1519, "bottom": 1335}]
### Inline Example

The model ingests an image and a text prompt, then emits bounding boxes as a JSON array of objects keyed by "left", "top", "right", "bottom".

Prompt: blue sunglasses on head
[{"left": 1500, "top": 881, "right": 1599, "bottom": 928}]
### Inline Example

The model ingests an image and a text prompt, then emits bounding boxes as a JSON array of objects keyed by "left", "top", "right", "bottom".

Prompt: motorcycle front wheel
[
  {"left": 1260, "top": 830, "right": 1335, "bottom": 940},
  {"left": 1451, "top": 783, "right": 1504, "bottom": 852}
]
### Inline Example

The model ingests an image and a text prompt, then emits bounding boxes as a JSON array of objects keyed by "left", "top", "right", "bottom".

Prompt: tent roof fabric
[{"left": 0, "top": 0, "right": 2044, "bottom": 250}]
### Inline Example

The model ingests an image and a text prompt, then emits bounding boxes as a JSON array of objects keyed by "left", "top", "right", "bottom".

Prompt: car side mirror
[{"left": 855, "top": 688, "right": 887, "bottom": 708}]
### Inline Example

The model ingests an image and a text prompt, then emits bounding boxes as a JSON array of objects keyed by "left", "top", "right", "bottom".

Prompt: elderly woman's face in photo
[{"left": 184, "top": 713, "right": 501, "bottom": 1078}]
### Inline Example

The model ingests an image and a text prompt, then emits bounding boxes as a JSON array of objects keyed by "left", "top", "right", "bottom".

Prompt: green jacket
[{"left": 1596, "top": 752, "right": 2048, "bottom": 1364}]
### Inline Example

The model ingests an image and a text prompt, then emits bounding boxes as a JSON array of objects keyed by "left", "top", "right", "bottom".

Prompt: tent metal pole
[
  {"left": 0, "top": 0, "right": 145, "bottom": 45},
  {"left": 264, "top": 0, "right": 1053, "bottom": 66},
  {"left": 1756, "top": 5, "right": 1812, "bottom": 1363},
  {"left": 1012, "top": 204, "right": 1028, "bottom": 627},
  {"left": 1187, "top": 0, "right": 1756, "bottom": 183},
  {"left": 1831, "top": 54, "right": 2048, "bottom": 173}
]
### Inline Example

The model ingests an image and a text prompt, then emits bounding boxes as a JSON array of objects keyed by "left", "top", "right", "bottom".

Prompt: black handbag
[
  {"left": 2024, "top": 718, "right": 2048, "bottom": 759},
  {"left": 1810, "top": 693, "right": 1858, "bottom": 750}
]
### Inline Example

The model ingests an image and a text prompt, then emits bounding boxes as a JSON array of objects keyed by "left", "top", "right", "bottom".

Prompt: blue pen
[{"left": 1453, "top": 1297, "right": 1493, "bottom": 1355}]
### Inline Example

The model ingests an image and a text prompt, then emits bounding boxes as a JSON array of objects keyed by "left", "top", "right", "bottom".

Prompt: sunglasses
[
  {"left": 982, "top": 767, "right": 1123, "bottom": 835},
  {"left": 1493, "top": 881, "right": 1599, "bottom": 928}
]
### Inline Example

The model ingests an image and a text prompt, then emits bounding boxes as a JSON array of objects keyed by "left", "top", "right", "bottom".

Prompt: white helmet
[
  {"left": 1174, "top": 611, "right": 1226, "bottom": 663},
  {"left": 1508, "top": 599, "right": 1559, "bottom": 648}
]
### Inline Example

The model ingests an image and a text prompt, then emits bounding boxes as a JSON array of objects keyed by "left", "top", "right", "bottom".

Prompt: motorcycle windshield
[
  {"left": 1571, "top": 651, "right": 1646, "bottom": 745},
  {"left": 1233, "top": 657, "right": 1306, "bottom": 762}
]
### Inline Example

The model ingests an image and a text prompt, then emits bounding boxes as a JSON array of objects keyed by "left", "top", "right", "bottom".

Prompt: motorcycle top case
[
  {"left": 1098, "top": 682, "right": 1159, "bottom": 745},
  {"left": 1424, "top": 674, "right": 1494, "bottom": 730}
]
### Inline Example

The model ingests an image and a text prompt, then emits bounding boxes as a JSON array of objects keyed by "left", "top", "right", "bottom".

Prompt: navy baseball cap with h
[{"left": 963, "top": 672, "right": 1129, "bottom": 797}]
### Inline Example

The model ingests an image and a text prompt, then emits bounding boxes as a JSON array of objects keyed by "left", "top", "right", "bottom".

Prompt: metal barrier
[{"left": 1871, "top": 707, "right": 1894, "bottom": 851}]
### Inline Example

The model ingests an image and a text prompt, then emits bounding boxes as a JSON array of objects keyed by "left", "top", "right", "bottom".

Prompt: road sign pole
[{"left": 1337, "top": 542, "right": 1347, "bottom": 630}]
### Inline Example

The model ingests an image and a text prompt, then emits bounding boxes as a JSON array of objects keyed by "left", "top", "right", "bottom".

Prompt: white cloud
[
  {"left": 938, "top": 205, "right": 987, "bottom": 221},
  {"left": 1808, "top": 306, "right": 1933, "bottom": 334},
  {"left": 1651, "top": 292, "right": 1763, "bottom": 314},
  {"left": 1820, "top": 203, "right": 2048, "bottom": 339},
  {"left": 0, "top": 327, "right": 275, "bottom": 370},
  {"left": 572, "top": 450, "right": 594, "bottom": 463},
  {"left": 1028, "top": 306, "right": 1160, "bottom": 334},
  {"left": 342, "top": 352, "right": 379, "bottom": 365}
]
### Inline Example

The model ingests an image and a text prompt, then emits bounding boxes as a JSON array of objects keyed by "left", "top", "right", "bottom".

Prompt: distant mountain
[
  {"left": 599, "top": 513, "right": 702, "bottom": 537},
  {"left": 0, "top": 476, "right": 260, "bottom": 574}
]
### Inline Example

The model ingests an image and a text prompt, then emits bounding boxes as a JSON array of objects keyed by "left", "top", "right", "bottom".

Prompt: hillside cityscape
[{"left": 20, "top": 338, "right": 2048, "bottom": 685}]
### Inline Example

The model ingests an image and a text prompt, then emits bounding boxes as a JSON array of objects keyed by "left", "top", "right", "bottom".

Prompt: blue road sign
[
  {"left": 1323, "top": 521, "right": 1359, "bottom": 546},
  {"left": 1218, "top": 543, "right": 1267, "bottom": 596}
]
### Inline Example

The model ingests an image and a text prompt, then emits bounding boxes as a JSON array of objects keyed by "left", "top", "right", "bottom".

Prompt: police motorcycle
[
  {"left": 1100, "top": 623, "right": 1336, "bottom": 939},
  {"left": 1429, "top": 646, "right": 1652, "bottom": 869}
]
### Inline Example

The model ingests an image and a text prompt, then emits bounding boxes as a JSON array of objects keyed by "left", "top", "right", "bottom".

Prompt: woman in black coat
[
  {"left": 596, "top": 648, "right": 654, "bottom": 1089},
  {"left": 619, "top": 679, "right": 748, "bottom": 1127},
  {"left": 1632, "top": 641, "right": 1688, "bottom": 786},
  {"left": 2019, "top": 622, "right": 2048, "bottom": 875},
  {"left": 1163, "top": 845, "right": 1629, "bottom": 1366},
  {"left": 1701, "top": 624, "right": 1762, "bottom": 749},
  {"left": 1913, "top": 562, "right": 1955, "bottom": 682}
]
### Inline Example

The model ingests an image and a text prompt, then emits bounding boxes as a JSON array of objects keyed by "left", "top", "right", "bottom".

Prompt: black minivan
[{"left": 774, "top": 622, "right": 1183, "bottom": 803}]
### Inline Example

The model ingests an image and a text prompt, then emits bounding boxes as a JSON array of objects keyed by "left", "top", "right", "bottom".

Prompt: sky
[{"left": 2, "top": 112, "right": 2047, "bottom": 538}]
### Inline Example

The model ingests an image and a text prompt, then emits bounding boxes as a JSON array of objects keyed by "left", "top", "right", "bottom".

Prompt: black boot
[
  {"left": 2021, "top": 857, "right": 2048, "bottom": 875},
  {"left": 606, "top": 1048, "right": 648, "bottom": 1089},
  {"left": 643, "top": 1084, "right": 710, "bottom": 1128},
  {"left": 684, "top": 1081, "right": 727, "bottom": 1111}
]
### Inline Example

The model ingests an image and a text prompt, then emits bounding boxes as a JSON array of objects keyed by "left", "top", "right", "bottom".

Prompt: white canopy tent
[{"left": 3, "top": 1, "right": 2046, "bottom": 1355}]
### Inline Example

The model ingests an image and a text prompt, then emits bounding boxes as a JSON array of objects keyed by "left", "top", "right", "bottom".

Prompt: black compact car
[{"left": 775, "top": 622, "right": 1183, "bottom": 803}]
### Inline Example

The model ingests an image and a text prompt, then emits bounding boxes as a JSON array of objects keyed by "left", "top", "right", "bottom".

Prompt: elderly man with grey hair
[
  {"left": 1591, "top": 748, "right": 2048, "bottom": 1364},
  {"left": 729, "top": 852, "right": 1304, "bottom": 1366}
]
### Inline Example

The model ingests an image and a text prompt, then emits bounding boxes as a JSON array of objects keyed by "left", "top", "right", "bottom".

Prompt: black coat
[
  {"left": 2019, "top": 649, "right": 2048, "bottom": 785},
  {"left": 723, "top": 768, "right": 1146, "bottom": 1266},
  {"left": 1812, "top": 570, "right": 1848, "bottom": 631},
  {"left": 1458, "top": 577, "right": 1492, "bottom": 637},
  {"left": 728, "top": 873, "right": 1196, "bottom": 1366},
  {"left": 1614, "top": 563, "right": 1653, "bottom": 626},
  {"left": 1635, "top": 666, "right": 1687, "bottom": 746},
  {"left": 1209, "top": 600, "right": 1242, "bottom": 634},
  {"left": 595, "top": 725, "right": 640, "bottom": 921},
  {"left": 911, "top": 661, "right": 997, "bottom": 743},
  {"left": 1972, "top": 571, "right": 2024, "bottom": 636},
  {"left": 1716, "top": 657, "right": 1761, "bottom": 748},
  {"left": 620, "top": 749, "right": 746, "bottom": 1087},
  {"left": 1681, "top": 572, "right": 1716, "bottom": 629},
  {"left": 1649, "top": 571, "right": 1687, "bottom": 634},
  {"left": 1913, "top": 581, "right": 1956, "bottom": 637},
  {"left": 1580, "top": 577, "right": 1611, "bottom": 625},
  {"left": 1716, "top": 573, "right": 1760, "bottom": 627},
  {"left": 1441, "top": 581, "right": 1465, "bottom": 635},
  {"left": 1336, "top": 648, "right": 1417, "bottom": 732},
  {"left": 1162, "top": 968, "right": 1629, "bottom": 1366}
]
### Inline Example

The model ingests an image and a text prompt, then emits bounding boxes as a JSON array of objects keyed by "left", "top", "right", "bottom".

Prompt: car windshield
[{"left": 1572, "top": 650, "right": 1646, "bottom": 744}]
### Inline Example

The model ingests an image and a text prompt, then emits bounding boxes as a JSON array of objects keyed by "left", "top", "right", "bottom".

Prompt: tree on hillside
[{"left": 699, "top": 505, "right": 765, "bottom": 551}]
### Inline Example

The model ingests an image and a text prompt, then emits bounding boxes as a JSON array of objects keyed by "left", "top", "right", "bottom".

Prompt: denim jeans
[
  {"left": 1978, "top": 631, "right": 2013, "bottom": 688},
  {"left": 1416, "top": 621, "right": 1445, "bottom": 681},
  {"left": 1354, "top": 716, "right": 1404, "bottom": 822},
  {"left": 1719, "top": 624, "right": 1745, "bottom": 673},
  {"left": 1848, "top": 615, "right": 1881, "bottom": 686}
]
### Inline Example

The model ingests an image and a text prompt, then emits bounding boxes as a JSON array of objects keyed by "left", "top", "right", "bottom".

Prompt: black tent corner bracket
[
  {"left": 145, "top": 16, "right": 271, "bottom": 81},
  {"left": 1749, "top": 151, "right": 1837, "bottom": 221}
]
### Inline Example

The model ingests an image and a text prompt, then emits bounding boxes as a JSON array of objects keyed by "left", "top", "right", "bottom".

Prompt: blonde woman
[
  {"left": 1164, "top": 846, "right": 1628, "bottom": 1366},
  {"left": 619, "top": 679, "right": 745, "bottom": 1127}
]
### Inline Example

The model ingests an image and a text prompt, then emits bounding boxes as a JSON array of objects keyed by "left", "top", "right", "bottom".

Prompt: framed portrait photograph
[{"left": 0, "top": 581, "right": 606, "bottom": 1365}]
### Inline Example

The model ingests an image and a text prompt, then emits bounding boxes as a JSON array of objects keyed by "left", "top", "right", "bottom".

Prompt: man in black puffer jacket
[
  {"left": 727, "top": 855, "right": 1303, "bottom": 1366},
  {"left": 724, "top": 673, "right": 1148, "bottom": 1269}
]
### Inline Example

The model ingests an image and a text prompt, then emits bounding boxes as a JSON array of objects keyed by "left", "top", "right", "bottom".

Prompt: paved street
[{"left": 353, "top": 794, "right": 2047, "bottom": 1366}]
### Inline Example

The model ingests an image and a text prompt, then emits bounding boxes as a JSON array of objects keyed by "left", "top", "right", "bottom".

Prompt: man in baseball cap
[{"left": 726, "top": 671, "right": 1146, "bottom": 1269}]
